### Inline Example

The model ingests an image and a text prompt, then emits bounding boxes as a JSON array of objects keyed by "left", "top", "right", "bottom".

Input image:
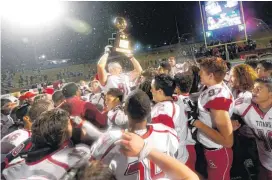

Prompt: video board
[{"left": 200, "top": 1, "right": 247, "bottom": 47}]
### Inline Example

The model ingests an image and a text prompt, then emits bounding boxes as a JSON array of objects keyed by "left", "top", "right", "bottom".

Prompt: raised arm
[
  {"left": 128, "top": 56, "right": 143, "bottom": 75},
  {"left": 97, "top": 46, "right": 111, "bottom": 86}
]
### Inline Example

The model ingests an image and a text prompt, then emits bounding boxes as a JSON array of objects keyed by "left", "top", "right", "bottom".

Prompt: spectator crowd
[{"left": 1, "top": 44, "right": 272, "bottom": 180}]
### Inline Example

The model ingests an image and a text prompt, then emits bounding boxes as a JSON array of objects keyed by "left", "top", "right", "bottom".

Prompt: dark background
[{"left": 1, "top": 1, "right": 271, "bottom": 65}]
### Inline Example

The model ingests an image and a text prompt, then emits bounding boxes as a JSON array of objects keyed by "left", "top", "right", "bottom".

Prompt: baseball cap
[
  {"left": 19, "top": 92, "right": 37, "bottom": 100},
  {"left": 43, "top": 88, "right": 54, "bottom": 95},
  {"left": 62, "top": 82, "right": 79, "bottom": 98}
]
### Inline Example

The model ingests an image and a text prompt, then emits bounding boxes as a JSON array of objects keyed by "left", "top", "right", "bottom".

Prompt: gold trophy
[{"left": 112, "top": 17, "right": 132, "bottom": 54}]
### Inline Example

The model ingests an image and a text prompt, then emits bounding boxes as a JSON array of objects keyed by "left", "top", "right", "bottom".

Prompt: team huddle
[{"left": 1, "top": 45, "right": 272, "bottom": 180}]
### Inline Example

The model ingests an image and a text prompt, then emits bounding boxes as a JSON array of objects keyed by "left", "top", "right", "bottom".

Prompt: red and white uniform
[
  {"left": 232, "top": 90, "right": 254, "bottom": 138},
  {"left": 232, "top": 89, "right": 252, "bottom": 100},
  {"left": 175, "top": 94, "right": 197, "bottom": 146},
  {"left": 151, "top": 101, "right": 179, "bottom": 129},
  {"left": 91, "top": 124, "right": 179, "bottom": 180},
  {"left": 233, "top": 97, "right": 272, "bottom": 172},
  {"left": 90, "top": 93, "right": 104, "bottom": 106},
  {"left": 1, "top": 114, "right": 14, "bottom": 138},
  {"left": 103, "top": 74, "right": 131, "bottom": 99},
  {"left": 197, "top": 83, "right": 234, "bottom": 180},
  {"left": 170, "top": 63, "right": 190, "bottom": 77},
  {"left": 197, "top": 83, "right": 234, "bottom": 148},
  {"left": 2, "top": 141, "right": 91, "bottom": 180},
  {"left": 1, "top": 129, "right": 31, "bottom": 155},
  {"left": 107, "top": 105, "right": 128, "bottom": 129},
  {"left": 83, "top": 92, "right": 105, "bottom": 107},
  {"left": 173, "top": 95, "right": 190, "bottom": 163},
  {"left": 175, "top": 94, "right": 197, "bottom": 169}
]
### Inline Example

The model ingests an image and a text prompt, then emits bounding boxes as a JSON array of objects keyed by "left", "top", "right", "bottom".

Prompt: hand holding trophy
[{"left": 109, "top": 17, "right": 132, "bottom": 54}]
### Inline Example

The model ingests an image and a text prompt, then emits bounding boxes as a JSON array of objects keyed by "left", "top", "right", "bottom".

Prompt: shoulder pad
[
  {"left": 90, "top": 130, "right": 122, "bottom": 160},
  {"left": 235, "top": 97, "right": 251, "bottom": 106},
  {"left": 207, "top": 88, "right": 221, "bottom": 97}
]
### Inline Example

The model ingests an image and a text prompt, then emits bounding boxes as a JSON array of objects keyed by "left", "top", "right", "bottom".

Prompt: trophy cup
[{"left": 110, "top": 17, "right": 132, "bottom": 54}]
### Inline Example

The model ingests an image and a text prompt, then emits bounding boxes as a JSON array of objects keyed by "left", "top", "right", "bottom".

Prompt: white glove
[
  {"left": 70, "top": 116, "right": 83, "bottom": 127},
  {"left": 104, "top": 45, "right": 113, "bottom": 54}
]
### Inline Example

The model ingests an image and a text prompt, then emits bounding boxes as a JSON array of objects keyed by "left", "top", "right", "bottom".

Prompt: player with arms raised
[{"left": 97, "top": 46, "right": 142, "bottom": 98}]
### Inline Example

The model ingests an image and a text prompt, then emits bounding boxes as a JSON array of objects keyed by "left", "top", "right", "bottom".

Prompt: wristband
[{"left": 138, "top": 141, "right": 152, "bottom": 161}]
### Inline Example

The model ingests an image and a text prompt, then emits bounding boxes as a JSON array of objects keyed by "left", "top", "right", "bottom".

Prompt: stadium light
[
  {"left": 1, "top": 1, "right": 64, "bottom": 29},
  {"left": 134, "top": 43, "right": 141, "bottom": 51},
  {"left": 39, "top": 54, "right": 46, "bottom": 59}
]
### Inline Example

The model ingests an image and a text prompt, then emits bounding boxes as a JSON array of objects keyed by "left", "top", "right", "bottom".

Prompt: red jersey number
[{"left": 124, "top": 160, "right": 164, "bottom": 180}]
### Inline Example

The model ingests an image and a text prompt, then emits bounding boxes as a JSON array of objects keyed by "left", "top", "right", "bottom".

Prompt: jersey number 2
[{"left": 124, "top": 160, "right": 164, "bottom": 180}]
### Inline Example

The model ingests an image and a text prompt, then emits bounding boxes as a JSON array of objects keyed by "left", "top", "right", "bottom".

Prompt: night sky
[{"left": 1, "top": 1, "right": 271, "bottom": 66}]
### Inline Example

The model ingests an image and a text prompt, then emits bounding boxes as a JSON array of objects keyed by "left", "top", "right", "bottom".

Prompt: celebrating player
[
  {"left": 90, "top": 90, "right": 179, "bottom": 180},
  {"left": 232, "top": 78, "right": 272, "bottom": 180},
  {"left": 105, "top": 88, "right": 128, "bottom": 129},
  {"left": 2, "top": 109, "right": 92, "bottom": 180},
  {"left": 151, "top": 74, "right": 179, "bottom": 129},
  {"left": 189, "top": 57, "right": 234, "bottom": 180},
  {"left": 97, "top": 45, "right": 142, "bottom": 98}
]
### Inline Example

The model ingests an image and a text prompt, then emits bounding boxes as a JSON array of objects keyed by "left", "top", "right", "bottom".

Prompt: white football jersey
[
  {"left": 173, "top": 95, "right": 191, "bottom": 163},
  {"left": 232, "top": 90, "right": 254, "bottom": 137},
  {"left": 107, "top": 105, "right": 128, "bottom": 129},
  {"left": 175, "top": 94, "right": 196, "bottom": 146},
  {"left": 89, "top": 92, "right": 105, "bottom": 107},
  {"left": 233, "top": 97, "right": 272, "bottom": 171},
  {"left": 197, "top": 83, "right": 234, "bottom": 149},
  {"left": 151, "top": 101, "right": 179, "bottom": 129},
  {"left": 170, "top": 63, "right": 190, "bottom": 77},
  {"left": 1, "top": 129, "right": 31, "bottom": 154},
  {"left": 2, "top": 142, "right": 91, "bottom": 180},
  {"left": 103, "top": 74, "right": 131, "bottom": 99},
  {"left": 91, "top": 124, "right": 179, "bottom": 180},
  {"left": 232, "top": 89, "right": 252, "bottom": 100},
  {"left": 1, "top": 114, "right": 14, "bottom": 138}
]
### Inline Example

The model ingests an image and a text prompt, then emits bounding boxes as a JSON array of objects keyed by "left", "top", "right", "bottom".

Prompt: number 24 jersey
[{"left": 92, "top": 124, "right": 179, "bottom": 180}]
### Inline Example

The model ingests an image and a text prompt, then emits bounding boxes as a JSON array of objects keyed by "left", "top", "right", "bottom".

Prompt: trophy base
[{"left": 115, "top": 47, "right": 132, "bottom": 54}]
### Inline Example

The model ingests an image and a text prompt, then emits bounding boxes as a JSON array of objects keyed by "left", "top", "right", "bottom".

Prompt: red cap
[
  {"left": 43, "top": 88, "right": 54, "bottom": 95},
  {"left": 19, "top": 95, "right": 25, "bottom": 101},
  {"left": 19, "top": 92, "right": 36, "bottom": 100},
  {"left": 24, "top": 92, "right": 37, "bottom": 99}
]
